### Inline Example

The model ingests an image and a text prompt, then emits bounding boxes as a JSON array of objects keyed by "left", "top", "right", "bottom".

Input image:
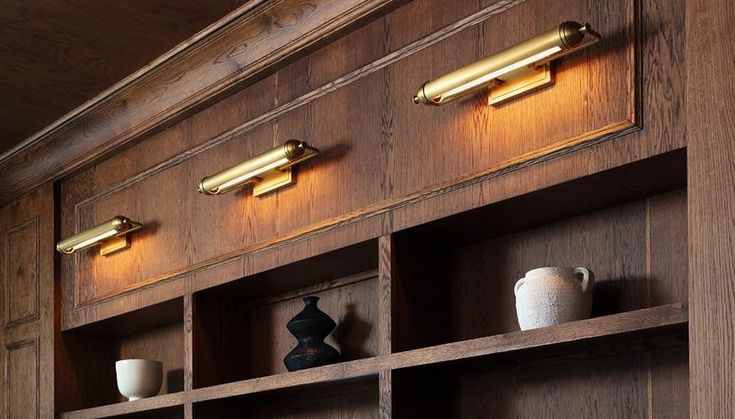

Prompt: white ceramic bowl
[{"left": 115, "top": 359, "right": 163, "bottom": 401}]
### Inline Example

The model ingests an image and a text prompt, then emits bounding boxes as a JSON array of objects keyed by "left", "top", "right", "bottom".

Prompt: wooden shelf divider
[{"left": 61, "top": 302, "right": 687, "bottom": 419}]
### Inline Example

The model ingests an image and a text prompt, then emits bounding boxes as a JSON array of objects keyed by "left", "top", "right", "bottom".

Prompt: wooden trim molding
[
  {"left": 4, "top": 217, "right": 41, "bottom": 329},
  {"left": 0, "top": 0, "right": 404, "bottom": 206}
]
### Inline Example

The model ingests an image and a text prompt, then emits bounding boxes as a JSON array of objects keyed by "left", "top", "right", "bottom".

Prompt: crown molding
[{"left": 0, "top": 0, "right": 401, "bottom": 205}]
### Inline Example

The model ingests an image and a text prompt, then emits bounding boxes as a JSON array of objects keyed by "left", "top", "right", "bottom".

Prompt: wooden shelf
[
  {"left": 61, "top": 303, "right": 687, "bottom": 418},
  {"left": 388, "top": 301, "right": 687, "bottom": 371},
  {"left": 59, "top": 152, "right": 689, "bottom": 417},
  {"left": 60, "top": 393, "right": 187, "bottom": 419}
]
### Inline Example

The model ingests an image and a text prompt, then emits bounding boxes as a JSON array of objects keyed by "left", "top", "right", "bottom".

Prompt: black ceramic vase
[{"left": 283, "top": 296, "right": 341, "bottom": 372}]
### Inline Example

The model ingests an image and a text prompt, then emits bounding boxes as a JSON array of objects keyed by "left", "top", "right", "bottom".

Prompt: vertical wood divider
[
  {"left": 184, "top": 293, "right": 194, "bottom": 392},
  {"left": 378, "top": 234, "right": 394, "bottom": 355},
  {"left": 379, "top": 370, "right": 393, "bottom": 419},
  {"left": 378, "top": 234, "right": 395, "bottom": 418},
  {"left": 687, "top": 0, "right": 735, "bottom": 414}
]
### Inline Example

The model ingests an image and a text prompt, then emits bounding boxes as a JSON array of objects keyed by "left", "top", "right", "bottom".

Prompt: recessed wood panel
[
  {"left": 60, "top": 0, "right": 640, "bottom": 315},
  {"left": 0, "top": 185, "right": 54, "bottom": 418},
  {"left": 4, "top": 218, "right": 40, "bottom": 328},
  {"left": 4, "top": 338, "right": 39, "bottom": 419}
]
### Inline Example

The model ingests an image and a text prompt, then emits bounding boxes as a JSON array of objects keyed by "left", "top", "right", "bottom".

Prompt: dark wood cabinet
[{"left": 0, "top": 0, "right": 733, "bottom": 417}]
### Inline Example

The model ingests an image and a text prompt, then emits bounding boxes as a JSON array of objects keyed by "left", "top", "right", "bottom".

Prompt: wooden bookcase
[{"left": 57, "top": 149, "right": 689, "bottom": 418}]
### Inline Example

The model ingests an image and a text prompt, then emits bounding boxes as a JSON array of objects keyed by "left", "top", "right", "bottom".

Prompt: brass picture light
[
  {"left": 56, "top": 216, "right": 142, "bottom": 256},
  {"left": 413, "top": 21, "right": 601, "bottom": 106},
  {"left": 198, "top": 140, "right": 319, "bottom": 196}
]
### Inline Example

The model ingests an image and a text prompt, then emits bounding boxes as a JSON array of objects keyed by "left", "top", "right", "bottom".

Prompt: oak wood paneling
[
  {"left": 650, "top": 346, "right": 690, "bottom": 417},
  {"left": 378, "top": 369, "right": 392, "bottom": 419},
  {"left": 0, "top": 185, "right": 55, "bottom": 419},
  {"left": 435, "top": 349, "right": 686, "bottom": 418},
  {"left": 391, "top": 188, "right": 687, "bottom": 350},
  {"left": 60, "top": 0, "right": 642, "bottom": 324},
  {"left": 449, "top": 198, "right": 648, "bottom": 339},
  {"left": 183, "top": 295, "right": 194, "bottom": 393},
  {"left": 377, "top": 235, "right": 394, "bottom": 356},
  {"left": 4, "top": 218, "right": 39, "bottom": 328},
  {"left": 4, "top": 338, "right": 39, "bottom": 418},
  {"left": 0, "top": 0, "right": 403, "bottom": 206},
  {"left": 194, "top": 379, "right": 380, "bottom": 418},
  {"left": 193, "top": 270, "right": 379, "bottom": 387},
  {"left": 649, "top": 190, "right": 688, "bottom": 306},
  {"left": 686, "top": 0, "right": 735, "bottom": 415},
  {"left": 116, "top": 324, "right": 185, "bottom": 400},
  {"left": 249, "top": 275, "right": 379, "bottom": 378},
  {"left": 58, "top": 321, "right": 185, "bottom": 410},
  {"left": 60, "top": 304, "right": 687, "bottom": 418}
]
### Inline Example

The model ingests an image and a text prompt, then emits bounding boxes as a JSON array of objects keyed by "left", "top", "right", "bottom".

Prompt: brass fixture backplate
[
  {"left": 253, "top": 167, "right": 293, "bottom": 197},
  {"left": 489, "top": 63, "right": 553, "bottom": 106},
  {"left": 100, "top": 235, "right": 130, "bottom": 256}
]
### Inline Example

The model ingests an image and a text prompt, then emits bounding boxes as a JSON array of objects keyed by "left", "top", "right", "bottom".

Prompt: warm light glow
[
  {"left": 437, "top": 46, "right": 562, "bottom": 102},
  {"left": 216, "top": 157, "right": 290, "bottom": 193},
  {"left": 65, "top": 229, "right": 118, "bottom": 253}
]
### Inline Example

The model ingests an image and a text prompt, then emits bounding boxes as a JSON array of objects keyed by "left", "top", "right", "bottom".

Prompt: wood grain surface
[
  {"left": 0, "top": 0, "right": 249, "bottom": 153},
  {"left": 59, "top": 0, "right": 641, "bottom": 321},
  {"left": 193, "top": 270, "right": 379, "bottom": 387},
  {"left": 0, "top": 185, "right": 55, "bottom": 418},
  {"left": 60, "top": 303, "right": 687, "bottom": 418},
  {"left": 0, "top": 0, "right": 403, "bottom": 206},
  {"left": 686, "top": 0, "right": 735, "bottom": 416},
  {"left": 58, "top": 320, "right": 185, "bottom": 411}
]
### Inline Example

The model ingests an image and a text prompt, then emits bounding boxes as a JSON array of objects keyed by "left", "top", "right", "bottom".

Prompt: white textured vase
[
  {"left": 514, "top": 267, "right": 594, "bottom": 331},
  {"left": 115, "top": 359, "right": 163, "bottom": 401}
]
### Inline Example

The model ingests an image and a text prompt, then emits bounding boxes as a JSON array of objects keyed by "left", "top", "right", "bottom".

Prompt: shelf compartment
[
  {"left": 389, "top": 150, "right": 687, "bottom": 352},
  {"left": 393, "top": 345, "right": 688, "bottom": 418},
  {"left": 193, "top": 376, "right": 379, "bottom": 418},
  {"left": 191, "top": 239, "right": 380, "bottom": 388},
  {"left": 57, "top": 298, "right": 185, "bottom": 414},
  {"left": 391, "top": 305, "right": 688, "bottom": 418},
  {"left": 61, "top": 303, "right": 686, "bottom": 418}
]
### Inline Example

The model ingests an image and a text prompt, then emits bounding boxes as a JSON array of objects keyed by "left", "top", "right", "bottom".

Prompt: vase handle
[
  {"left": 514, "top": 277, "right": 526, "bottom": 295},
  {"left": 574, "top": 267, "right": 594, "bottom": 293}
]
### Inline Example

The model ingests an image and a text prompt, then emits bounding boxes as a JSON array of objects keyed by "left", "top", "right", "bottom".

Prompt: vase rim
[{"left": 525, "top": 266, "right": 579, "bottom": 278}]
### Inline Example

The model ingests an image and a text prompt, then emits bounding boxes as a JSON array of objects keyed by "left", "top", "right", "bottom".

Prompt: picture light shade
[
  {"left": 414, "top": 21, "right": 601, "bottom": 106},
  {"left": 56, "top": 216, "right": 142, "bottom": 256},
  {"left": 198, "top": 140, "right": 319, "bottom": 196}
]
